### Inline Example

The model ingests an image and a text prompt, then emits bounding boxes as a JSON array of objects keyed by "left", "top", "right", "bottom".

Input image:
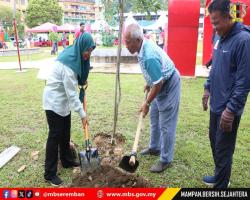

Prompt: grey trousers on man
[{"left": 149, "top": 70, "right": 181, "bottom": 164}]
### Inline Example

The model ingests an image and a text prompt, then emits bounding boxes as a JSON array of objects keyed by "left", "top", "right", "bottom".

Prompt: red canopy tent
[
  {"left": 26, "top": 22, "right": 58, "bottom": 33},
  {"left": 57, "top": 23, "right": 76, "bottom": 32}
]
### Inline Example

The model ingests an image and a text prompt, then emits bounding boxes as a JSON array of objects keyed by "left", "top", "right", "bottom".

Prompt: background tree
[
  {"left": 0, "top": 5, "right": 24, "bottom": 39},
  {"left": 26, "top": 0, "right": 63, "bottom": 28},
  {"left": 101, "top": 0, "right": 119, "bottom": 26},
  {"left": 102, "top": 0, "right": 163, "bottom": 26},
  {"left": 129, "top": 0, "right": 162, "bottom": 19},
  {"left": 102, "top": 0, "right": 206, "bottom": 23}
]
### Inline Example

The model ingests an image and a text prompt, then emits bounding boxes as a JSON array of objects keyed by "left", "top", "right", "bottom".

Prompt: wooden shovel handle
[
  {"left": 129, "top": 91, "right": 149, "bottom": 165},
  {"left": 83, "top": 95, "right": 89, "bottom": 141},
  {"left": 129, "top": 112, "right": 144, "bottom": 166},
  {"left": 129, "top": 156, "right": 136, "bottom": 166}
]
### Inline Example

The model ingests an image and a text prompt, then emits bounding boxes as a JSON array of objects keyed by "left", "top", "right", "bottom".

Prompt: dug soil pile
[
  {"left": 70, "top": 164, "right": 151, "bottom": 187},
  {"left": 70, "top": 133, "right": 152, "bottom": 187}
]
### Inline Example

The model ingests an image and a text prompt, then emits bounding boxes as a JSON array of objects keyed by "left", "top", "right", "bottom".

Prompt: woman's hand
[
  {"left": 82, "top": 48, "right": 93, "bottom": 60},
  {"left": 82, "top": 117, "right": 88, "bottom": 128}
]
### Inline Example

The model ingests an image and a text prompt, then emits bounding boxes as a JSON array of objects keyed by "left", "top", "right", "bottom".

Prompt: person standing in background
[
  {"left": 49, "top": 32, "right": 59, "bottom": 55},
  {"left": 62, "top": 32, "right": 67, "bottom": 48},
  {"left": 75, "top": 22, "right": 85, "bottom": 40},
  {"left": 157, "top": 27, "right": 165, "bottom": 49},
  {"left": 68, "top": 32, "right": 74, "bottom": 46}
]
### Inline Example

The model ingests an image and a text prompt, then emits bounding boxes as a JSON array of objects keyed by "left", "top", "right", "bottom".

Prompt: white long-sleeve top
[{"left": 43, "top": 61, "right": 86, "bottom": 119}]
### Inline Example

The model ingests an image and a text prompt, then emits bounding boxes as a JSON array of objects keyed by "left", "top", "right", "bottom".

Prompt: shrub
[{"left": 101, "top": 32, "right": 115, "bottom": 47}]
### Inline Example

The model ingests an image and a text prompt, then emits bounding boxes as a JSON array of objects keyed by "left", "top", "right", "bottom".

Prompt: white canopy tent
[
  {"left": 124, "top": 13, "right": 138, "bottom": 28},
  {"left": 26, "top": 22, "right": 58, "bottom": 33},
  {"left": 57, "top": 23, "right": 76, "bottom": 32},
  {"left": 91, "top": 19, "right": 110, "bottom": 31},
  {"left": 112, "top": 13, "right": 139, "bottom": 31},
  {"left": 144, "top": 11, "right": 168, "bottom": 30}
]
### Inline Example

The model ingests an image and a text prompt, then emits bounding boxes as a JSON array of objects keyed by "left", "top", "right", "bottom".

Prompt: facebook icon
[{"left": 2, "top": 190, "right": 10, "bottom": 198}]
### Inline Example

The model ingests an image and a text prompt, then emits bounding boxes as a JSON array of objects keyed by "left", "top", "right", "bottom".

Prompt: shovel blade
[
  {"left": 79, "top": 148, "right": 100, "bottom": 174},
  {"left": 119, "top": 155, "right": 139, "bottom": 173}
]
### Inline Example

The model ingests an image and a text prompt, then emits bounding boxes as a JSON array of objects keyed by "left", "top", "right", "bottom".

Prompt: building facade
[
  {"left": 0, "top": 0, "right": 28, "bottom": 29},
  {"left": 58, "top": 0, "right": 102, "bottom": 25},
  {"left": 0, "top": 0, "right": 28, "bottom": 11},
  {"left": 1, "top": 0, "right": 103, "bottom": 27}
]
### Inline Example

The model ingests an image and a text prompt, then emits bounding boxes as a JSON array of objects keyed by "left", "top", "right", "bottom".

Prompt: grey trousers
[{"left": 149, "top": 70, "right": 181, "bottom": 163}]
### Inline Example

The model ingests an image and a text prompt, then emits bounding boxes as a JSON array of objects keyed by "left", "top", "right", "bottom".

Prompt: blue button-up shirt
[{"left": 137, "top": 39, "right": 175, "bottom": 87}]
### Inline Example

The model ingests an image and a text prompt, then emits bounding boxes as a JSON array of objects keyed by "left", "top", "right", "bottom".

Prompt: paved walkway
[
  {"left": 0, "top": 46, "right": 209, "bottom": 77},
  {"left": 0, "top": 57, "right": 209, "bottom": 79},
  {"left": 0, "top": 57, "right": 55, "bottom": 70}
]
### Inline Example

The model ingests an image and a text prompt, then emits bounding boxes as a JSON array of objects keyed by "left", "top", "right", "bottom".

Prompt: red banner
[
  {"left": 2, "top": 188, "right": 250, "bottom": 199},
  {"left": 168, "top": 0, "right": 200, "bottom": 76},
  {"left": 0, "top": 188, "right": 168, "bottom": 200}
]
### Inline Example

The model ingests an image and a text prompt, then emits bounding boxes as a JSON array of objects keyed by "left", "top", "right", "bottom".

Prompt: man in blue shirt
[
  {"left": 124, "top": 23, "right": 181, "bottom": 173},
  {"left": 202, "top": 0, "right": 250, "bottom": 188}
]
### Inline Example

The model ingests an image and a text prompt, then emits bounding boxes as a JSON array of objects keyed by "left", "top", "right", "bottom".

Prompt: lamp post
[{"left": 13, "top": 0, "right": 22, "bottom": 72}]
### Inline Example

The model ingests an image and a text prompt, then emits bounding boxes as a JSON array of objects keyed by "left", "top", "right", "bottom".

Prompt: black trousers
[
  {"left": 44, "top": 110, "right": 74, "bottom": 180},
  {"left": 209, "top": 111, "right": 241, "bottom": 188}
]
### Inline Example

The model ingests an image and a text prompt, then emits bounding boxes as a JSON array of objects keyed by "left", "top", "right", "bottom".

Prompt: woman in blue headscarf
[{"left": 43, "top": 32, "right": 95, "bottom": 186}]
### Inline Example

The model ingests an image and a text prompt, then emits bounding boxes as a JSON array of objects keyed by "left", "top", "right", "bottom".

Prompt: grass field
[{"left": 0, "top": 70, "right": 249, "bottom": 188}]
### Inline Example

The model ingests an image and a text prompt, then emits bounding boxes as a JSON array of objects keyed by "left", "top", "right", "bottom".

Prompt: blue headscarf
[{"left": 57, "top": 32, "right": 95, "bottom": 102}]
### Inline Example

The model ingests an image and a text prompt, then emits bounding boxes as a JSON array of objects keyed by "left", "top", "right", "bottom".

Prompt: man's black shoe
[
  {"left": 140, "top": 148, "right": 160, "bottom": 156},
  {"left": 150, "top": 161, "right": 171, "bottom": 173}
]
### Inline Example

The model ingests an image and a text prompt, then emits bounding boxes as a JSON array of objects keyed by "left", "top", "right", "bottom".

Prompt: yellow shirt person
[{"left": 68, "top": 33, "right": 74, "bottom": 45}]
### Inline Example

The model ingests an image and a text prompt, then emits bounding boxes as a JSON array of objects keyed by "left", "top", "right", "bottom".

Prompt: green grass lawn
[{"left": 0, "top": 70, "right": 249, "bottom": 188}]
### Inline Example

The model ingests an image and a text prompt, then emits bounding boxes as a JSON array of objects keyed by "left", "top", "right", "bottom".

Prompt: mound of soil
[
  {"left": 70, "top": 164, "right": 151, "bottom": 188},
  {"left": 70, "top": 133, "right": 151, "bottom": 188}
]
